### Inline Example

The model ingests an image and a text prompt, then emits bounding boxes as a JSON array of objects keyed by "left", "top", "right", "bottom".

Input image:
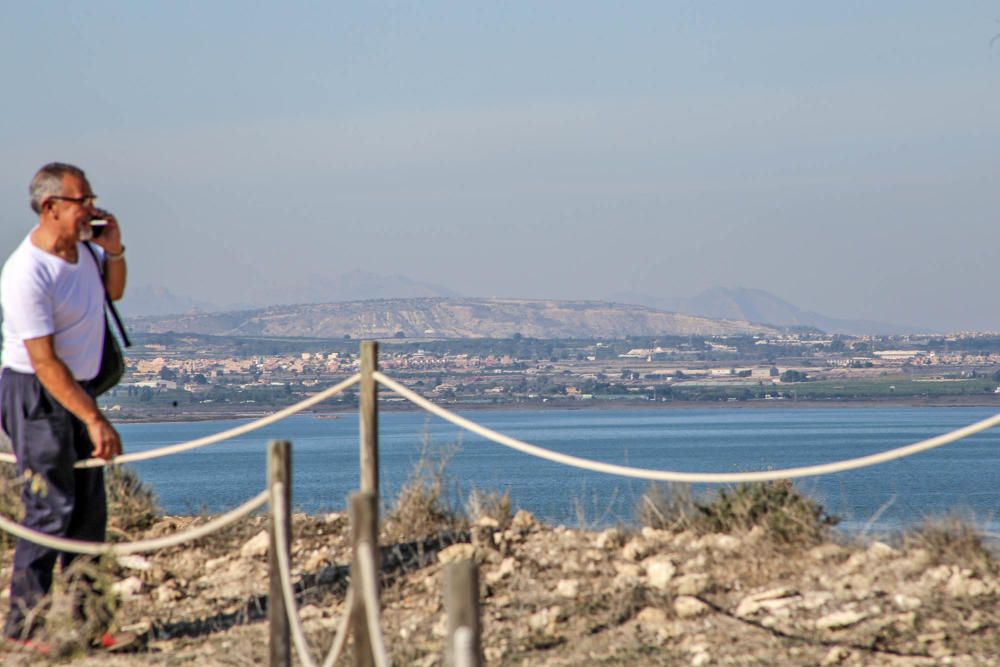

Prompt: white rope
[
  {"left": 0, "top": 374, "right": 360, "bottom": 469},
  {"left": 374, "top": 372, "right": 1000, "bottom": 483},
  {"left": 357, "top": 539, "right": 391, "bottom": 667},
  {"left": 272, "top": 481, "right": 319, "bottom": 667},
  {"left": 321, "top": 586, "right": 354, "bottom": 667},
  {"left": 0, "top": 490, "right": 268, "bottom": 555}
]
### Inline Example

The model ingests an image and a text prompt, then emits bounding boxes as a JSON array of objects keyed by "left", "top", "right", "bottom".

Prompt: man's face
[{"left": 47, "top": 174, "right": 97, "bottom": 240}]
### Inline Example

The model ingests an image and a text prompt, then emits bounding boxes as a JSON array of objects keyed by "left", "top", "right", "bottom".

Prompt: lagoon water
[{"left": 119, "top": 406, "right": 1000, "bottom": 537}]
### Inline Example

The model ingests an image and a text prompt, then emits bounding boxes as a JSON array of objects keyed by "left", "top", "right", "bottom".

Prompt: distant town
[{"left": 101, "top": 331, "right": 1000, "bottom": 420}]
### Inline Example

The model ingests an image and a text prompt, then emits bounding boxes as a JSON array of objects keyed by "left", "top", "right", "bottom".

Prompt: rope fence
[
  {"left": 0, "top": 373, "right": 360, "bottom": 469},
  {"left": 374, "top": 371, "right": 1000, "bottom": 483},
  {"left": 0, "top": 490, "right": 269, "bottom": 556},
  {"left": 1, "top": 340, "right": 999, "bottom": 665}
]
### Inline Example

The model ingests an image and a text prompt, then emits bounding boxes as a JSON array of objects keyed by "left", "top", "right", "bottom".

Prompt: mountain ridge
[{"left": 129, "top": 297, "right": 781, "bottom": 339}]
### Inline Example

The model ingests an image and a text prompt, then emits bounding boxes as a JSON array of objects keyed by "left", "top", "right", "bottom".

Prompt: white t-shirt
[{"left": 1, "top": 232, "right": 106, "bottom": 380}]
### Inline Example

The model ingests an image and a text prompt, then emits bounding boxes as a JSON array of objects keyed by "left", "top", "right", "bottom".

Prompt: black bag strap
[{"left": 83, "top": 242, "right": 132, "bottom": 348}]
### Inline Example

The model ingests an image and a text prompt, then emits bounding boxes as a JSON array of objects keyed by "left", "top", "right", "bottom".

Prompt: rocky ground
[{"left": 1, "top": 505, "right": 999, "bottom": 666}]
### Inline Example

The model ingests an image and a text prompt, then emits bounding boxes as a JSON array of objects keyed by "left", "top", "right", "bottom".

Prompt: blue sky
[{"left": 2, "top": 2, "right": 999, "bottom": 330}]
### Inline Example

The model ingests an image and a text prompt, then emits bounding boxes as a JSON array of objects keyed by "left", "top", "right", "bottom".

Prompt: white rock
[
  {"left": 595, "top": 528, "right": 625, "bottom": 549},
  {"left": 711, "top": 534, "right": 741, "bottom": 552},
  {"left": 111, "top": 576, "right": 143, "bottom": 599},
  {"left": 945, "top": 571, "right": 990, "bottom": 598},
  {"left": 816, "top": 610, "right": 868, "bottom": 630},
  {"left": 801, "top": 591, "right": 834, "bottom": 610},
  {"left": 635, "top": 606, "right": 669, "bottom": 630},
  {"left": 893, "top": 594, "right": 922, "bottom": 611},
  {"left": 621, "top": 538, "right": 651, "bottom": 562},
  {"left": 643, "top": 557, "right": 676, "bottom": 590},
  {"left": 527, "top": 605, "right": 564, "bottom": 632},
  {"left": 241, "top": 530, "right": 270, "bottom": 559},
  {"left": 673, "top": 596, "right": 709, "bottom": 619},
  {"left": 809, "top": 543, "right": 847, "bottom": 561},
  {"left": 820, "top": 646, "right": 851, "bottom": 666},
  {"left": 691, "top": 651, "right": 711, "bottom": 666},
  {"left": 735, "top": 587, "right": 799, "bottom": 617},
  {"left": 510, "top": 510, "right": 536, "bottom": 531},
  {"left": 639, "top": 527, "right": 672, "bottom": 544},
  {"left": 304, "top": 549, "right": 330, "bottom": 571},
  {"left": 153, "top": 582, "right": 181, "bottom": 603},
  {"left": 867, "top": 541, "right": 898, "bottom": 560},
  {"left": 205, "top": 555, "right": 229, "bottom": 572},
  {"left": 673, "top": 573, "right": 709, "bottom": 596},
  {"left": 116, "top": 554, "right": 152, "bottom": 571},
  {"left": 299, "top": 604, "right": 323, "bottom": 620},
  {"left": 556, "top": 579, "right": 579, "bottom": 598},
  {"left": 921, "top": 564, "right": 952, "bottom": 587},
  {"left": 438, "top": 544, "right": 477, "bottom": 564},
  {"left": 432, "top": 614, "right": 448, "bottom": 638},
  {"left": 614, "top": 562, "right": 643, "bottom": 579},
  {"left": 671, "top": 530, "right": 697, "bottom": 549}
]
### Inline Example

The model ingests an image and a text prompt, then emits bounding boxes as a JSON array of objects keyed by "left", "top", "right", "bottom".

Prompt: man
[{"left": 1, "top": 163, "right": 126, "bottom": 644}]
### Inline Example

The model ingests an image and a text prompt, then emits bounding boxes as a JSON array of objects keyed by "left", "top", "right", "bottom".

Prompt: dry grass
[
  {"left": 106, "top": 465, "right": 160, "bottom": 539},
  {"left": 903, "top": 514, "right": 997, "bottom": 572},
  {"left": 382, "top": 438, "right": 464, "bottom": 543},
  {"left": 466, "top": 488, "right": 513, "bottom": 530}
]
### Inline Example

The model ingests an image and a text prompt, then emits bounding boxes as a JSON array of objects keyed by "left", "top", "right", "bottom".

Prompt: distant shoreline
[{"left": 108, "top": 395, "right": 1000, "bottom": 425}]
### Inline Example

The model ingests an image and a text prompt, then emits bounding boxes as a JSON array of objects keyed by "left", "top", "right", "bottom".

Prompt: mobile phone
[{"left": 90, "top": 219, "right": 109, "bottom": 238}]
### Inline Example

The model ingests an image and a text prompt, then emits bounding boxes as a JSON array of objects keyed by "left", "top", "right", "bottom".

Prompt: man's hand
[
  {"left": 90, "top": 208, "right": 122, "bottom": 254},
  {"left": 25, "top": 335, "right": 124, "bottom": 461},
  {"left": 86, "top": 414, "right": 122, "bottom": 461}
]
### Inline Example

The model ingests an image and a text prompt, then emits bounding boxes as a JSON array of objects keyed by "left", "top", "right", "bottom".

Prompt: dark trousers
[{"left": 1, "top": 369, "right": 106, "bottom": 639}]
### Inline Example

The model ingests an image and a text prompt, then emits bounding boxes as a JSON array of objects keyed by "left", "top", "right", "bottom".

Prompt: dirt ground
[{"left": 1, "top": 506, "right": 999, "bottom": 666}]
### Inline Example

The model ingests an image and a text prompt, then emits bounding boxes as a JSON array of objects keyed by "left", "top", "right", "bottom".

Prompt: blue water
[{"left": 118, "top": 407, "right": 1000, "bottom": 537}]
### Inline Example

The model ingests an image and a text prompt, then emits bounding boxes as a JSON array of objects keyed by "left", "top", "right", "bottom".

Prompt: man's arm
[
  {"left": 24, "top": 335, "right": 122, "bottom": 460},
  {"left": 103, "top": 253, "right": 126, "bottom": 301}
]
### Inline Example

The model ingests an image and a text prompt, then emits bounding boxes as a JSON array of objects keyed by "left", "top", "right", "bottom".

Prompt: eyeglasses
[{"left": 49, "top": 195, "right": 97, "bottom": 207}]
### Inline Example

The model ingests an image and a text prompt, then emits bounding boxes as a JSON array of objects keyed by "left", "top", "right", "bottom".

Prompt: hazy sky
[{"left": 2, "top": 2, "right": 999, "bottom": 331}]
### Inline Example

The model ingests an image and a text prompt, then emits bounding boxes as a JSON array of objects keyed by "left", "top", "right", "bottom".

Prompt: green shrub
[
  {"left": 694, "top": 480, "right": 838, "bottom": 544},
  {"left": 639, "top": 480, "right": 839, "bottom": 545}
]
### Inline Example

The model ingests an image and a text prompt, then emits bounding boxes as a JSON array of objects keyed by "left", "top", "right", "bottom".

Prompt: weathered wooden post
[
  {"left": 444, "top": 560, "right": 483, "bottom": 667},
  {"left": 268, "top": 440, "right": 292, "bottom": 667},
  {"left": 349, "top": 492, "right": 379, "bottom": 667},
  {"left": 360, "top": 341, "right": 379, "bottom": 497}
]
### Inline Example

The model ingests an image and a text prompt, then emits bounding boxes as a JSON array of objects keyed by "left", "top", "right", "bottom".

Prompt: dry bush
[
  {"left": 383, "top": 439, "right": 464, "bottom": 543},
  {"left": 904, "top": 514, "right": 996, "bottom": 572},
  {"left": 466, "top": 488, "right": 513, "bottom": 530},
  {"left": 638, "top": 480, "right": 838, "bottom": 545},
  {"left": 637, "top": 482, "right": 697, "bottom": 531},
  {"left": 105, "top": 464, "right": 160, "bottom": 538}
]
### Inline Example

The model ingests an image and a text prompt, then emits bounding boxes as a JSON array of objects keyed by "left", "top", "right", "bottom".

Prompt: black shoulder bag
[{"left": 83, "top": 243, "right": 132, "bottom": 396}]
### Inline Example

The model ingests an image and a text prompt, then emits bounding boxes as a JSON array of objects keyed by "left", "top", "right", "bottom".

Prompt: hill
[{"left": 128, "top": 297, "right": 780, "bottom": 339}]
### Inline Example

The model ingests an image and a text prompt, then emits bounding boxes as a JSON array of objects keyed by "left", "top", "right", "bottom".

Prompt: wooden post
[
  {"left": 360, "top": 341, "right": 379, "bottom": 498},
  {"left": 350, "top": 492, "right": 379, "bottom": 667},
  {"left": 444, "top": 560, "right": 483, "bottom": 667},
  {"left": 268, "top": 440, "right": 292, "bottom": 667}
]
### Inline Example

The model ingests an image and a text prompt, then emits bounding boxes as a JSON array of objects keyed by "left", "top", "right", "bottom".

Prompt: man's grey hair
[{"left": 29, "top": 162, "right": 87, "bottom": 214}]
